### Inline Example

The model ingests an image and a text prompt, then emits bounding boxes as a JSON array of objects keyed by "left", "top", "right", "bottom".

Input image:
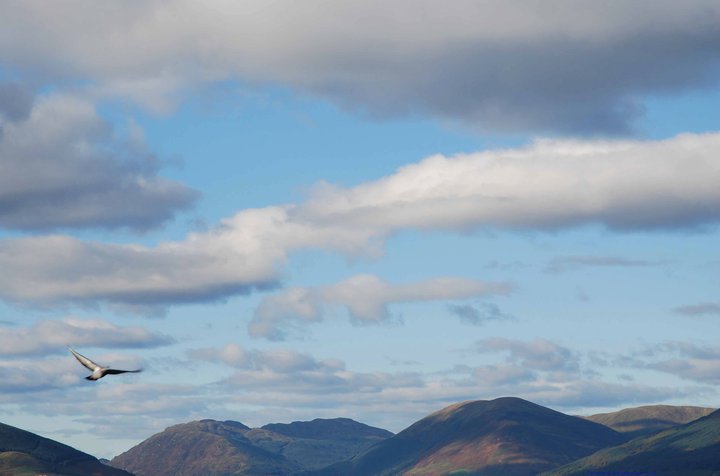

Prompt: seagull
[{"left": 68, "top": 347, "right": 142, "bottom": 381}]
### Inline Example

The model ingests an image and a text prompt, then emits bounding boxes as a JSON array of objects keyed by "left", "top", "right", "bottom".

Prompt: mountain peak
[{"left": 319, "top": 397, "right": 626, "bottom": 476}]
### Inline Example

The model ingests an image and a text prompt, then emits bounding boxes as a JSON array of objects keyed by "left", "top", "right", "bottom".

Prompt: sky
[{"left": 0, "top": 0, "right": 720, "bottom": 460}]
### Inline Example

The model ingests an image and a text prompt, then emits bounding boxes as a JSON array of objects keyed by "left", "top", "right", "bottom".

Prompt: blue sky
[{"left": 1, "top": 1, "right": 720, "bottom": 459}]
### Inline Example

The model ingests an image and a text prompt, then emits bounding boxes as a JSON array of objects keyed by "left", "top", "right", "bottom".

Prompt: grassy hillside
[
  {"left": 586, "top": 404, "right": 715, "bottom": 438},
  {"left": 546, "top": 409, "right": 720, "bottom": 475},
  {"left": 0, "top": 422, "right": 133, "bottom": 476}
]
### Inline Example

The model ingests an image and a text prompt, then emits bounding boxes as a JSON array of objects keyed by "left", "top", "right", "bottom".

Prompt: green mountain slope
[
  {"left": 0, "top": 421, "right": 133, "bottom": 476},
  {"left": 586, "top": 404, "right": 715, "bottom": 438},
  {"left": 546, "top": 409, "right": 720, "bottom": 476},
  {"left": 315, "top": 397, "right": 627, "bottom": 476}
]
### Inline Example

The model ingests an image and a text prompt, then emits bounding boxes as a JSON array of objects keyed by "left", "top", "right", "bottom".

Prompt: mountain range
[
  {"left": 110, "top": 417, "right": 391, "bottom": 476},
  {"left": 314, "top": 397, "right": 626, "bottom": 476},
  {"left": 1, "top": 398, "right": 717, "bottom": 476}
]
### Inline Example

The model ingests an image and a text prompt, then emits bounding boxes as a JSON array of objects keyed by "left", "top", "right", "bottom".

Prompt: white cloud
[
  {"left": 0, "top": 318, "right": 173, "bottom": 356},
  {"left": 0, "top": 92, "right": 198, "bottom": 231},
  {"left": 300, "top": 133, "right": 720, "bottom": 233},
  {"left": 0, "top": 132, "right": 719, "bottom": 311},
  {"left": 248, "top": 274, "right": 512, "bottom": 340},
  {"left": 2, "top": 1, "right": 720, "bottom": 133},
  {"left": 0, "top": 203, "right": 374, "bottom": 308}
]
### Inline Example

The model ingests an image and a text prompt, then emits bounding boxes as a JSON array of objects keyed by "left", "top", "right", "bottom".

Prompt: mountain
[
  {"left": 314, "top": 397, "right": 627, "bottom": 476},
  {"left": 585, "top": 404, "right": 716, "bottom": 438},
  {"left": 110, "top": 419, "right": 298, "bottom": 476},
  {"left": 110, "top": 417, "right": 393, "bottom": 476},
  {"left": 252, "top": 418, "right": 393, "bottom": 470},
  {"left": 546, "top": 408, "right": 720, "bottom": 475},
  {"left": 0, "top": 421, "right": 133, "bottom": 476}
]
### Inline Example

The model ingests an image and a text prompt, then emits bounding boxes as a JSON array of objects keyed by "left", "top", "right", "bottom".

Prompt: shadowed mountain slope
[
  {"left": 546, "top": 408, "right": 720, "bottom": 476},
  {"left": 0, "top": 421, "right": 133, "bottom": 476},
  {"left": 315, "top": 397, "right": 627, "bottom": 476},
  {"left": 586, "top": 404, "right": 716, "bottom": 438}
]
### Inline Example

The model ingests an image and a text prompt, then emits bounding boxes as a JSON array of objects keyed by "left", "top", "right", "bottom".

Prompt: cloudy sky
[{"left": 1, "top": 0, "right": 720, "bottom": 459}]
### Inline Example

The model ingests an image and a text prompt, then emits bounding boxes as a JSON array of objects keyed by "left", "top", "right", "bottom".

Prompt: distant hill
[
  {"left": 262, "top": 417, "right": 392, "bottom": 441},
  {"left": 0, "top": 421, "right": 133, "bottom": 476},
  {"left": 545, "top": 408, "right": 720, "bottom": 475},
  {"left": 314, "top": 397, "right": 627, "bottom": 476},
  {"left": 585, "top": 404, "right": 716, "bottom": 438},
  {"left": 110, "top": 417, "right": 393, "bottom": 476},
  {"left": 252, "top": 418, "right": 393, "bottom": 470}
]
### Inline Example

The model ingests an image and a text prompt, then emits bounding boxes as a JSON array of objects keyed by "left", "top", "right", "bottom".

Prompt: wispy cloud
[
  {"left": 673, "top": 302, "right": 720, "bottom": 317},
  {"left": 447, "top": 302, "right": 513, "bottom": 326},
  {"left": 0, "top": 318, "right": 173, "bottom": 356},
  {"left": 545, "top": 255, "right": 658, "bottom": 273},
  {"left": 248, "top": 275, "right": 512, "bottom": 340},
  {"left": 475, "top": 337, "right": 581, "bottom": 375},
  {"left": 609, "top": 341, "right": 720, "bottom": 385}
]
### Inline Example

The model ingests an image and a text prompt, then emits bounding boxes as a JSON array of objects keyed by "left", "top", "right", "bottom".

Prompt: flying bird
[{"left": 68, "top": 347, "right": 142, "bottom": 381}]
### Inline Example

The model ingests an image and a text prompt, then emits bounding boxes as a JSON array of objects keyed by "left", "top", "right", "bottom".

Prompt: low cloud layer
[
  {"left": 0, "top": 318, "right": 173, "bottom": 356},
  {"left": 248, "top": 275, "right": 512, "bottom": 340},
  {"left": 0, "top": 132, "right": 719, "bottom": 311},
  {"left": 2, "top": 2, "right": 720, "bottom": 133},
  {"left": 191, "top": 339, "right": 701, "bottom": 426},
  {"left": 0, "top": 92, "right": 197, "bottom": 231},
  {"left": 1, "top": 338, "right": 712, "bottom": 456}
]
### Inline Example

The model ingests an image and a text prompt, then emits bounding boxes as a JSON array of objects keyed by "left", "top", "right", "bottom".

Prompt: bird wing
[
  {"left": 104, "top": 368, "right": 142, "bottom": 375},
  {"left": 68, "top": 347, "right": 100, "bottom": 371}
]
